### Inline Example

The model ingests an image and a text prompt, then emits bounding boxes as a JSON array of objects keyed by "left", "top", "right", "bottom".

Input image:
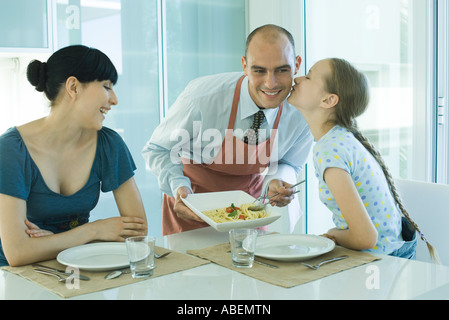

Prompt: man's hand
[
  {"left": 266, "top": 179, "right": 297, "bottom": 207},
  {"left": 173, "top": 186, "right": 204, "bottom": 222}
]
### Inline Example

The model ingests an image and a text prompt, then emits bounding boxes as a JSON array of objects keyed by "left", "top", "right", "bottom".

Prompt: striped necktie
[{"left": 244, "top": 110, "right": 266, "bottom": 145}]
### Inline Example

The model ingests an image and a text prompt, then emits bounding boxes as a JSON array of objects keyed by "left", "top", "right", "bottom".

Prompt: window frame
[{"left": 436, "top": 0, "right": 449, "bottom": 184}]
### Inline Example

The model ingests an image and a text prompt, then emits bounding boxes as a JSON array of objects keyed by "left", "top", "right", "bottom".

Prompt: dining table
[{"left": 1, "top": 226, "right": 449, "bottom": 301}]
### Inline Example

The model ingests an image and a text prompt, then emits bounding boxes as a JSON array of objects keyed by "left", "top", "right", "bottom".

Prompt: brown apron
[{"left": 162, "top": 76, "right": 284, "bottom": 235}]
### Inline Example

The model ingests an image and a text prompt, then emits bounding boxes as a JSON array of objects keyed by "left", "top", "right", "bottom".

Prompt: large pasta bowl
[{"left": 181, "top": 190, "right": 282, "bottom": 232}]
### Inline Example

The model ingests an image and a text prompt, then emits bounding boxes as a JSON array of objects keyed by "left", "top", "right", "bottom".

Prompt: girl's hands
[{"left": 321, "top": 232, "right": 338, "bottom": 244}]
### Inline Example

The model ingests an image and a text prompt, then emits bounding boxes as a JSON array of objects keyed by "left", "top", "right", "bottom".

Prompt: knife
[
  {"left": 32, "top": 264, "right": 90, "bottom": 281},
  {"left": 254, "top": 260, "right": 279, "bottom": 269},
  {"left": 226, "top": 250, "right": 279, "bottom": 269}
]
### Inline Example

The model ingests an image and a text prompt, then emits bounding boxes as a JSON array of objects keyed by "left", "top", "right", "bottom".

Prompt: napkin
[
  {"left": 1, "top": 247, "right": 209, "bottom": 298},
  {"left": 187, "top": 243, "right": 381, "bottom": 288}
]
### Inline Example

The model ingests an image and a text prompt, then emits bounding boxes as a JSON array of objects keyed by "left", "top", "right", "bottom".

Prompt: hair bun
[{"left": 27, "top": 60, "right": 47, "bottom": 92}]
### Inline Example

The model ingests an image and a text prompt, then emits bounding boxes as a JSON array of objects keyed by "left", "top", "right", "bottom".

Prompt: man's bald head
[{"left": 245, "top": 24, "right": 296, "bottom": 60}]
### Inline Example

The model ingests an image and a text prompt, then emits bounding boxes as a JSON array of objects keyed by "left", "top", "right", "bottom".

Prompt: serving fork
[{"left": 248, "top": 180, "right": 306, "bottom": 211}]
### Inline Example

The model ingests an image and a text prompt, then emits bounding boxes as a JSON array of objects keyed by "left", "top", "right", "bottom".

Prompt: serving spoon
[{"left": 248, "top": 180, "right": 306, "bottom": 211}]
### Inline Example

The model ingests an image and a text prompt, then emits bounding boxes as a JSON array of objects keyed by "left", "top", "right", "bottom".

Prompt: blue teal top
[{"left": 0, "top": 126, "right": 136, "bottom": 266}]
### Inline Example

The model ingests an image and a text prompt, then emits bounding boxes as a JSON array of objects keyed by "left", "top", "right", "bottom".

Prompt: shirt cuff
[{"left": 169, "top": 176, "right": 193, "bottom": 198}]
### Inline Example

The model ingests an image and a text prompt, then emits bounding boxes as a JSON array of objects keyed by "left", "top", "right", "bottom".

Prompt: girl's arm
[
  {"left": 0, "top": 178, "right": 147, "bottom": 267},
  {"left": 323, "top": 167, "right": 378, "bottom": 250}
]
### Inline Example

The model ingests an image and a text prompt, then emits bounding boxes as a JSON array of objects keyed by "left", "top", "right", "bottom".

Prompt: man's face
[{"left": 242, "top": 34, "right": 301, "bottom": 109}]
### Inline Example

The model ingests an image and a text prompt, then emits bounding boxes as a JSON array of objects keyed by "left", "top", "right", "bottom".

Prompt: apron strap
[{"left": 227, "top": 75, "right": 246, "bottom": 130}]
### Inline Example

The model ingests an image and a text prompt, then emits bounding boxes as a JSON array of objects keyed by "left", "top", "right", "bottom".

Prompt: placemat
[
  {"left": 2, "top": 247, "right": 209, "bottom": 298},
  {"left": 187, "top": 243, "right": 381, "bottom": 288}
]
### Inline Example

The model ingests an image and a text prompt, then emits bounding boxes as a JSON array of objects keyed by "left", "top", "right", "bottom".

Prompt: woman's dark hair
[{"left": 27, "top": 45, "right": 118, "bottom": 103}]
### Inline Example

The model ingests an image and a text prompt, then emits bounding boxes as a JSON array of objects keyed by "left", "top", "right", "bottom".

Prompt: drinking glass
[
  {"left": 229, "top": 229, "right": 258, "bottom": 268},
  {"left": 125, "top": 236, "right": 155, "bottom": 278}
]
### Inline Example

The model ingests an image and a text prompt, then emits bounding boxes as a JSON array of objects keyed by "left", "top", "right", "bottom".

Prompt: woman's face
[
  {"left": 288, "top": 59, "right": 332, "bottom": 112},
  {"left": 77, "top": 80, "right": 118, "bottom": 130}
]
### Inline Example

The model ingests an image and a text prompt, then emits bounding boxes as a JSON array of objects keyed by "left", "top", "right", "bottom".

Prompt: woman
[
  {"left": 288, "top": 58, "right": 439, "bottom": 261},
  {"left": 0, "top": 45, "right": 147, "bottom": 267}
]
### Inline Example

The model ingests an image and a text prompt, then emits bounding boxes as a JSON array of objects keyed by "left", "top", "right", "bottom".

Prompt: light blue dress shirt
[{"left": 142, "top": 72, "right": 313, "bottom": 198}]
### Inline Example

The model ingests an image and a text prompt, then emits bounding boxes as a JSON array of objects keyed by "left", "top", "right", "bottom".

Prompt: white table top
[{"left": 1, "top": 227, "right": 449, "bottom": 300}]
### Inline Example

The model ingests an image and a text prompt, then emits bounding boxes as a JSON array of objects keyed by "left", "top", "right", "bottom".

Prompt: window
[
  {"left": 2, "top": 0, "right": 446, "bottom": 237},
  {"left": 305, "top": 0, "right": 429, "bottom": 180},
  {"left": 0, "top": 0, "right": 246, "bottom": 236},
  {"left": 164, "top": 0, "right": 246, "bottom": 110},
  {"left": 0, "top": 0, "right": 51, "bottom": 50},
  {"left": 303, "top": 0, "right": 444, "bottom": 234}
]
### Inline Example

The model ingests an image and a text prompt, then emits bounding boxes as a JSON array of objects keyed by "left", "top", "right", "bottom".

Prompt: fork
[
  {"left": 248, "top": 193, "right": 283, "bottom": 211},
  {"left": 34, "top": 268, "right": 68, "bottom": 282},
  {"left": 302, "top": 255, "right": 349, "bottom": 270}
]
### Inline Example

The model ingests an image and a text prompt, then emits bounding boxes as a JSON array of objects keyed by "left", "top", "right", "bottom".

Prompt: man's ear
[
  {"left": 241, "top": 56, "right": 248, "bottom": 76},
  {"left": 294, "top": 56, "right": 302, "bottom": 75},
  {"left": 321, "top": 93, "right": 339, "bottom": 109}
]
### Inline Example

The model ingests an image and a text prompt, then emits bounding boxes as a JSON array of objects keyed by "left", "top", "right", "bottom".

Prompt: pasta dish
[{"left": 202, "top": 203, "right": 267, "bottom": 223}]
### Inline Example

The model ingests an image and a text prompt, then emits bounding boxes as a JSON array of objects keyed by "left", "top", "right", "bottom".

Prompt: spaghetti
[{"left": 202, "top": 203, "right": 268, "bottom": 223}]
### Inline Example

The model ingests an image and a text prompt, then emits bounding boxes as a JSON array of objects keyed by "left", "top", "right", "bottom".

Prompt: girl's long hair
[{"left": 324, "top": 58, "right": 440, "bottom": 263}]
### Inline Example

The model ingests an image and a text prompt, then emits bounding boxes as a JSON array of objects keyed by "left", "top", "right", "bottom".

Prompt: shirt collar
[{"left": 239, "top": 77, "right": 280, "bottom": 127}]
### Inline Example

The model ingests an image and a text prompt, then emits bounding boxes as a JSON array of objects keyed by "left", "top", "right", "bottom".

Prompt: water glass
[
  {"left": 229, "top": 229, "right": 258, "bottom": 268},
  {"left": 125, "top": 236, "right": 155, "bottom": 278}
]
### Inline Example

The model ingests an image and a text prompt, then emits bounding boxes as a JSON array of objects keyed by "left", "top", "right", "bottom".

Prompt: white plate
[
  {"left": 255, "top": 234, "right": 335, "bottom": 262},
  {"left": 57, "top": 242, "right": 129, "bottom": 271},
  {"left": 181, "top": 190, "right": 281, "bottom": 232}
]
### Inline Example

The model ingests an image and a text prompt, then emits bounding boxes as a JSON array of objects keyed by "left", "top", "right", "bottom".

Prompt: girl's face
[
  {"left": 288, "top": 59, "right": 332, "bottom": 112},
  {"left": 76, "top": 80, "right": 118, "bottom": 130}
]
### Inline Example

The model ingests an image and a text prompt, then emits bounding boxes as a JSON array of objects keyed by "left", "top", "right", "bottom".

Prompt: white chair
[{"left": 395, "top": 179, "right": 449, "bottom": 265}]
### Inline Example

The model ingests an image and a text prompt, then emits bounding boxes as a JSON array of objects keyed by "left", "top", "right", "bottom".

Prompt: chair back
[{"left": 395, "top": 179, "right": 449, "bottom": 265}]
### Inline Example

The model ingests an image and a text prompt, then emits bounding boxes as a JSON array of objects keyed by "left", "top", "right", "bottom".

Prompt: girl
[
  {"left": 288, "top": 58, "right": 439, "bottom": 261},
  {"left": 0, "top": 45, "right": 147, "bottom": 267}
]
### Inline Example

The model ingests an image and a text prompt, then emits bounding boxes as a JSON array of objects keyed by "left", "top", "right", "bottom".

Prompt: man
[{"left": 142, "top": 24, "right": 313, "bottom": 235}]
